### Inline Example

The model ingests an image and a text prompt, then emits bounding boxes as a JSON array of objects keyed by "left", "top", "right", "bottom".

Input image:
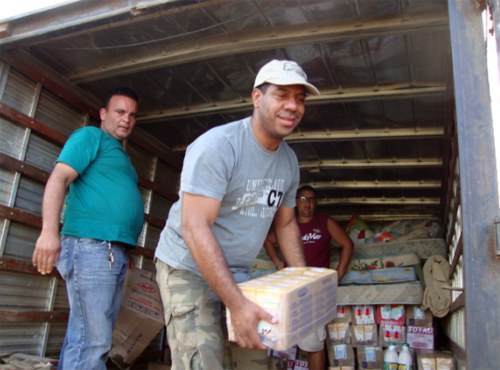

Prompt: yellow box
[{"left": 226, "top": 267, "right": 337, "bottom": 351}]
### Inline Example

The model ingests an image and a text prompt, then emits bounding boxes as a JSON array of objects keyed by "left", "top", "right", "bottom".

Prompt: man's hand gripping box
[{"left": 227, "top": 267, "right": 338, "bottom": 351}]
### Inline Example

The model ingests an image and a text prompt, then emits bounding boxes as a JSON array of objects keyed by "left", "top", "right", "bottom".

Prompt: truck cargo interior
[{"left": 0, "top": 0, "right": 499, "bottom": 369}]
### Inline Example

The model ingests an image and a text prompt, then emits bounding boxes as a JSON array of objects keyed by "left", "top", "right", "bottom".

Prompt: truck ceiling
[{"left": 0, "top": 0, "right": 454, "bottom": 222}]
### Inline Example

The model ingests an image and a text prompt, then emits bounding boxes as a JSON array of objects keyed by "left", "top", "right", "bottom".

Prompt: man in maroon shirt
[{"left": 295, "top": 185, "right": 353, "bottom": 276}]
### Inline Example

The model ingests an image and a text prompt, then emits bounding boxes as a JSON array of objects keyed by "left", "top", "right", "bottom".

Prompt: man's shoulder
[
  {"left": 191, "top": 117, "right": 249, "bottom": 148},
  {"left": 206, "top": 117, "right": 249, "bottom": 136},
  {"left": 68, "top": 125, "right": 102, "bottom": 140},
  {"left": 315, "top": 214, "right": 330, "bottom": 222}
]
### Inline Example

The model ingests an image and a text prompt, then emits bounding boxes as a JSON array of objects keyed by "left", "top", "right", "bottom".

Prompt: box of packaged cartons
[
  {"left": 416, "top": 350, "right": 454, "bottom": 370},
  {"left": 406, "top": 306, "right": 433, "bottom": 327},
  {"left": 110, "top": 268, "right": 164, "bottom": 369},
  {"left": 326, "top": 339, "right": 355, "bottom": 368},
  {"left": 336, "top": 306, "right": 353, "bottom": 322},
  {"left": 351, "top": 324, "right": 378, "bottom": 347},
  {"left": 352, "top": 305, "right": 376, "bottom": 324},
  {"left": 379, "top": 324, "right": 406, "bottom": 346},
  {"left": 356, "top": 346, "right": 384, "bottom": 369},
  {"left": 376, "top": 304, "right": 405, "bottom": 326},
  {"left": 407, "top": 326, "right": 434, "bottom": 350},
  {"left": 268, "top": 345, "right": 298, "bottom": 361},
  {"left": 226, "top": 267, "right": 338, "bottom": 351},
  {"left": 327, "top": 318, "right": 351, "bottom": 344}
]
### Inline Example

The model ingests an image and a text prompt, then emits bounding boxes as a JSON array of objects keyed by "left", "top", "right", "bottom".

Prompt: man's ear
[
  {"left": 252, "top": 88, "right": 262, "bottom": 108},
  {"left": 99, "top": 107, "right": 107, "bottom": 121}
]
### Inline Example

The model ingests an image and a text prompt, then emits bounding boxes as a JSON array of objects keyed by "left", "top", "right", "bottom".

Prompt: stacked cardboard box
[
  {"left": 416, "top": 350, "right": 454, "bottom": 369},
  {"left": 227, "top": 267, "right": 338, "bottom": 351},
  {"left": 258, "top": 293, "right": 443, "bottom": 369},
  {"left": 324, "top": 304, "right": 438, "bottom": 369},
  {"left": 109, "top": 268, "right": 164, "bottom": 369},
  {"left": 326, "top": 306, "right": 357, "bottom": 369}
]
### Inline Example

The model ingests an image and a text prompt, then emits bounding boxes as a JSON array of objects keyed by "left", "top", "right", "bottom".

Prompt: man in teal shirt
[{"left": 32, "top": 87, "right": 144, "bottom": 370}]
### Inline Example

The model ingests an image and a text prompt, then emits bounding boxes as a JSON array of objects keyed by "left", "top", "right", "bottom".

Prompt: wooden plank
[
  {"left": 449, "top": 234, "right": 463, "bottom": 280},
  {"left": 0, "top": 257, "right": 60, "bottom": 278},
  {"left": 0, "top": 153, "right": 50, "bottom": 183},
  {"left": 449, "top": 338, "right": 467, "bottom": 364},
  {"left": 0, "top": 204, "right": 42, "bottom": 228},
  {"left": 144, "top": 214, "right": 166, "bottom": 229},
  {"left": 0, "top": 310, "right": 68, "bottom": 323},
  {"left": 130, "top": 247, "right": 155, "bottom": 259},
  {"left": 139, "top": 177, "right": 178, "bottom": 202},
  {"left": 129, "top": 130, "right": 182, "bottom": 171},
  {"left": 450, "top": 292, "right": 465, "bottom": 313},
  {"left": 0, "top": 102, "right": 67, "bottom": 145}
]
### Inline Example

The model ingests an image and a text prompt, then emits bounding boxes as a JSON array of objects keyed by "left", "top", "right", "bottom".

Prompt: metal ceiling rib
[
  {"left": 138, "top": 83, "right": 447, "bottom": 122},
  {"left": 0, "top": 0, "right": 453, "bottom": 222}
]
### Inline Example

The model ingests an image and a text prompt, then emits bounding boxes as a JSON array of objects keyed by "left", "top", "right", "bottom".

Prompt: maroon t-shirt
[{"left": 298, "top": 214, "right": 331, "bottom": 268}]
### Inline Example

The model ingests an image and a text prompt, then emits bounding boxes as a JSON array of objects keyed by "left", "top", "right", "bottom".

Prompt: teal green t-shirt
[{"left": 58, "top": 126, "right": 144, "bottom": 246}]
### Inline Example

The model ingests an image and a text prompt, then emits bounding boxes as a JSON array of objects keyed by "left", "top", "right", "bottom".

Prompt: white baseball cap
[{"left": 254, "top": 59, "right": 320, "bottom": 95}]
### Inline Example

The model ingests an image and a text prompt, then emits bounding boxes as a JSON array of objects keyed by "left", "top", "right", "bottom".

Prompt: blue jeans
[{"left": 57, "top": 236, "right": 128, "bottom": 370}]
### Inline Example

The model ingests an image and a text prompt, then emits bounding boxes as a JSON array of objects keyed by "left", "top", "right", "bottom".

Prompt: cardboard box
[
  {"left": 351, "top": 324, "right": 378, "bottom": 347},
  {"left": 356, "top": 346, "right": 383, "bottom": 369},
  {"left": 336, "top": 305, "right": 353, "bottom": 322},
  {"left": 376, "top": 304, "right": 405, "bottom": 326},
  {"left": 109, "top": 268, "right": 164, "bottom": 368},
  {"left": 352, "top": 305, "right": 376, "bottom": 324},
  {"left": 290, "top": 358, "right": 309, "bottom": 370},
  {"left": 326, "top": 341, "right": 355, "bottom": 368},
  {"left": 226, "top": 267, "right": 337, "bottom": 351},
  {"left": 327, "top": 318, "right": 351, "bottom": 344},
  {"left": 406, "top": 306, "right": 433, "bottom": 327},
  {"left": 268, "top": 345, "right": 298, "bottom": 360},
  {"left": 407, "top": 326, "right": 434, "bottom": 350},
  {"left": 379, "top": 324, "right": 406, "bottom": 346},
  {"left": 416, "top": 350, "right": 454, "bottom": 370}
]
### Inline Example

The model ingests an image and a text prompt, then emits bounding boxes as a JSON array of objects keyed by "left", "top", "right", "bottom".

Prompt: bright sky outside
[
  {"left": 1, "top": 0, "right": 70, "bottom": 21},
  {"left": 483, "top": 10, "right": 500, "bottom": 204}
]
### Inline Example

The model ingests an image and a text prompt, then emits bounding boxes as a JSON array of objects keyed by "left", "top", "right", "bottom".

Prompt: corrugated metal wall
[{"left": 0, "top": 60, "right": 178, "bottom": 359}]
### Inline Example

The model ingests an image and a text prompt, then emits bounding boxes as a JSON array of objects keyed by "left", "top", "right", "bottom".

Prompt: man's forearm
[
  {"left": 275, "top": 222, "right": 306, "bottom": 267},
  {"left": 40, "top": 175, "right": 67, "bottom": 235},
  {"left": 184, "top": 225, "right": 246, "bottom": 311},
  {"left": 336, "top": 244, "right": 353, "bottom": 278}
]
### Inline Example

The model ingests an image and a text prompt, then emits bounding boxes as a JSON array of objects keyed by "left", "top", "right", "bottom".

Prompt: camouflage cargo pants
[{"left": 156, "top": 260, "right": 224, "bottom": 370}]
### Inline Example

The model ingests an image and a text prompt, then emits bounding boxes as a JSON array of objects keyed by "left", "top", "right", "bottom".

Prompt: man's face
[
  {"left": 100, "top": 95, "right": 138, "bottom": 141},
  {"left": 252, "top": 84, "right": 306, "bottom": 141},
  {"left": 296, "top": 189, "right": 317, "bottom": 218}
]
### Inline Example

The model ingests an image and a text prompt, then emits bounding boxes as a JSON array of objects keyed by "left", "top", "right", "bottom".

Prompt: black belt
[{"left": 111, "top": 241, "right": 133, "bottom": 249}]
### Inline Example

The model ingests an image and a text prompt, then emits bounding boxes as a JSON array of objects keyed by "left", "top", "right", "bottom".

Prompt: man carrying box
[{"left": 154, "top": 60, "right": 320, "bottom": 369}]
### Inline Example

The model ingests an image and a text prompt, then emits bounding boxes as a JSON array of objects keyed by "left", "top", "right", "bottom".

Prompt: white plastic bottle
[
  {"left": 398, "top": 343, "right": 413, "bottom": 370},
  {"left": 383, "top": 342, "right": 399, "bottom": 370}
]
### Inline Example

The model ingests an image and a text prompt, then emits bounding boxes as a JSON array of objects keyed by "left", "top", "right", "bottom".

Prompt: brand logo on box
[
  {"left": 298, "top": 287, "right": 308, "bottom": 297},
  {"left": 408, "top": 326, "right": 433, "bottom": 334},
  {"left": 137, "top": 282, "right": 156, "bottom": 293}
]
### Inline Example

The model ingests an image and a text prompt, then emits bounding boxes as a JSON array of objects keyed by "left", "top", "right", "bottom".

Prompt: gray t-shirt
[{"left": 155, "top": 117, "right": 300, "bottom": 281}]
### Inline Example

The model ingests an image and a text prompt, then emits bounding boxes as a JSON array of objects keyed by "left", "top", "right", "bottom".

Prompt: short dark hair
[
  {"left": 102, "top": 86, "right": 139, "bottom": 109},
  {"left": 255, "top": 83, "right": 271, "bottom": 94},
  {"left": 296, "top": 185, "right": 316, "bottom": 197}
]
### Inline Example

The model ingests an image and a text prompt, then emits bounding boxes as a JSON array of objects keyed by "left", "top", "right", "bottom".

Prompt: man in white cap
[{"left": 155, "top": 59, "right": 320, "bottom": 369}]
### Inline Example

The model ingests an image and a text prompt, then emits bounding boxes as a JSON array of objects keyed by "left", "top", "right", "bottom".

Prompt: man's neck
[
  {"left": 297, "top": 215, "right": 313, "bottom": 224},
  {"left": 250, "top": 116, "right": 281, "bottom": 151}
]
